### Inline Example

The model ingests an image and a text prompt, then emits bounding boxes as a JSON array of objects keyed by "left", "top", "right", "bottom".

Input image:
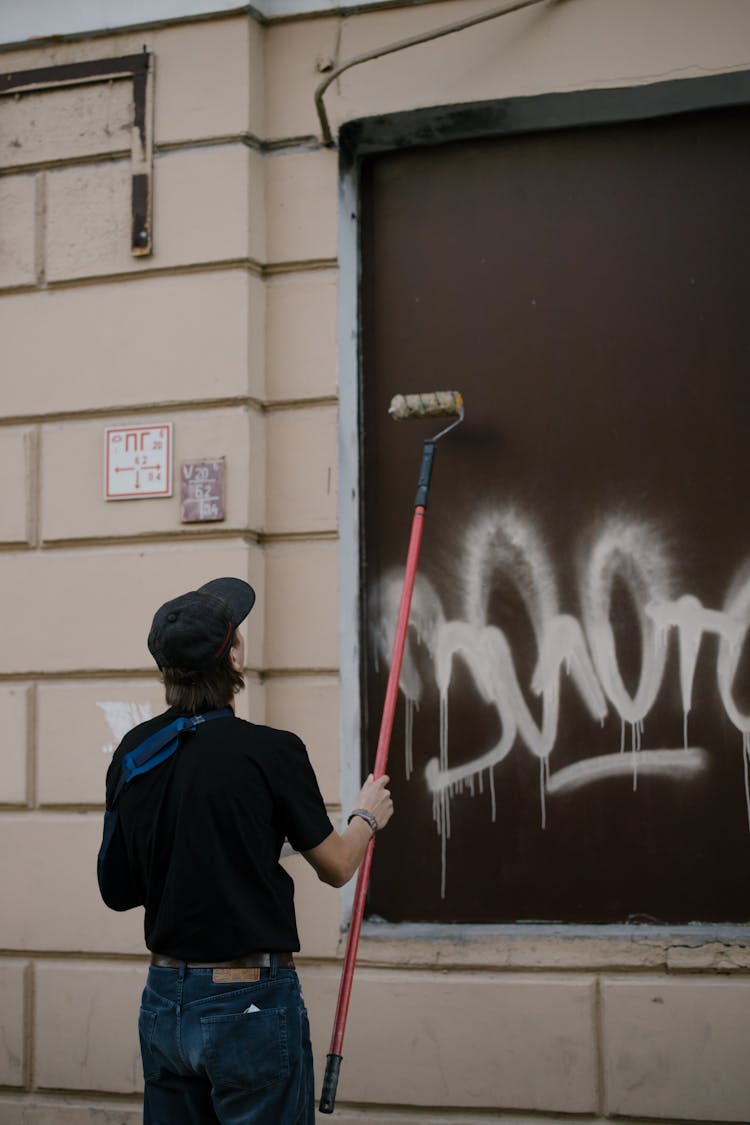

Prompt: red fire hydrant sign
[{"left": 104, "top": 423, "right": 173, "bottom": 500}]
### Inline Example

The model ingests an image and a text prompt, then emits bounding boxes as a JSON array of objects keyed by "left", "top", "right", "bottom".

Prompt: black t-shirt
[{"left": 103, "top": 707, "right": 333, "bottom": 960}]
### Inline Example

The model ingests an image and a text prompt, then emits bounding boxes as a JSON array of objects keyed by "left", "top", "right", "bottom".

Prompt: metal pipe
[{"left": 315, "top": 0, "right": 550, "bottom": 147}]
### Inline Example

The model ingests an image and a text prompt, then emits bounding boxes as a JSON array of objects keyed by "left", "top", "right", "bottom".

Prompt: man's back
[{"left": 105, "top": 708, "right": 333, "bottom": 961}]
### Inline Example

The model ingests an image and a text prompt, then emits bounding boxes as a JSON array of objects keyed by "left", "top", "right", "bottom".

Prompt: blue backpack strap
[
  {"left": 99, "top": 707, "right": 231, "bottom": 911},
  {"left": 111, "top": 707, "right": 232, "bottom": 806}
]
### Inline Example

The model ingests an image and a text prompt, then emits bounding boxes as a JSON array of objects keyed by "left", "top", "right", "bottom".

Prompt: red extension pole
[{"left": 319, "top": 440, "right": 437, "bottom": 1114}]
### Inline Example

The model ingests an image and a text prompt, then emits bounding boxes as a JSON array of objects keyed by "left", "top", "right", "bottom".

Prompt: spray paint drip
[
  {"left": 744, "top": 733, "right": 750, "bottom": 830},
  {"left": 404, "top": 697, "right": 417, "bottom": 780},
  {"left": 98, "top": 700, "right": 154, "bottom": 753}
]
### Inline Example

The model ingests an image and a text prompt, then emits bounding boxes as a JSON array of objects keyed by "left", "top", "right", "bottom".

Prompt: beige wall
[{"left": 1, "top": 2, "right": 749, "bottom": 1121}]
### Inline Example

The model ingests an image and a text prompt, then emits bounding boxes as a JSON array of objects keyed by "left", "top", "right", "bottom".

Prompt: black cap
[{"left": 147, "top": 577, "right": 256, "bottom": 670}]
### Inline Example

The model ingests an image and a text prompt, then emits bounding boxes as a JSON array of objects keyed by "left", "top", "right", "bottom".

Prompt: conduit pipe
[{"left": 315, "top": 0, "right": 550, "bottom": 146}]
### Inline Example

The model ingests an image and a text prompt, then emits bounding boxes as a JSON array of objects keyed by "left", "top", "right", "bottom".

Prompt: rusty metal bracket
[{"left": 0, "top": 50, "right": 155, "bottom": 256}]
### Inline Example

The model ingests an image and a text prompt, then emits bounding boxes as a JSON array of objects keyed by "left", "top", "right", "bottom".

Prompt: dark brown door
[{"left": 361, "top": 104, "right": 750, "bottom": 923}]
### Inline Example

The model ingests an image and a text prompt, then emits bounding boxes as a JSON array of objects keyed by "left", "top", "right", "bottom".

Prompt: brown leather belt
[{"left": 150, "top": 952, "right": 295, "bottom": 969}]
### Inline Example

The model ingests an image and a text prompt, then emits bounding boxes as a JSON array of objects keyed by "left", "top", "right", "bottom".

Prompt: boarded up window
[{"left": 361, "top": 104, "right": 750, "bottom": 923}]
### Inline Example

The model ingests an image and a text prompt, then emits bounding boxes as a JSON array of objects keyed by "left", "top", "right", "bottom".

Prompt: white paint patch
[
  {"left": 98, "top": 701, "right": 154, "bottom": 753},
  {"left": 371, "top": 507, "right": 750, "bottom": 897},
  {"left": 370, "top": 572, "right": 445, "bottom": 703},
  {"left": 580, "top": 518, "right": 673, "bottom": 726},
  {"left": 546, "top": 748, "right": 709, "bottom": 795}
]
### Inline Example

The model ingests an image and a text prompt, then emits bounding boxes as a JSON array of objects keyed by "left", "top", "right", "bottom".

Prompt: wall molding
[{"left": 0, "top": 0, "right": 438, "bottom": 48}]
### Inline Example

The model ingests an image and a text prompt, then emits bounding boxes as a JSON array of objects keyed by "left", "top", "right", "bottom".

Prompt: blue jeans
[{"left": 138, "top": 960, "right": 315, "bottom": 1124}]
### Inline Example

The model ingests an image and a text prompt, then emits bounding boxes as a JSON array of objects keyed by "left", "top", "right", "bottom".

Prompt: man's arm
[
  {"left": 302, "top": 773, "right": 394, "bottom": 888},
  {"left": 97, "top": 809, "right": 142, "bottom": 911}
]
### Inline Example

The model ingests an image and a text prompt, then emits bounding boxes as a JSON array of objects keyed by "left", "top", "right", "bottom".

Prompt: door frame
[{"left": 336, "top": 68, "right": 750, "bottom": 930}]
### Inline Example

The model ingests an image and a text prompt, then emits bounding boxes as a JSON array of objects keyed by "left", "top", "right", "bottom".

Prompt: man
[{"left": 98, "top": 577, "right": 393, "bottom": 1124}]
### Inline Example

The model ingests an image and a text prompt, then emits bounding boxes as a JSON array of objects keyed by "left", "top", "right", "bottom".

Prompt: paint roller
[
  {"left": 319, "top": 389, "right": 464, "bottom": 1115},
  {"left": 389, "top": 390, "right": 464, "bottom": 420}
]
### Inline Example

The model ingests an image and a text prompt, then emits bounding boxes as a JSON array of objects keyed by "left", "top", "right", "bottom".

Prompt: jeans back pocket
[{"left": 201, "top": 1008, "right": 290, "bottom": 1092}]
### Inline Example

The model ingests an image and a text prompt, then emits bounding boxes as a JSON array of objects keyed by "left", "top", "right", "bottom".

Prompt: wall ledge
[
  {"left": 0, "top": 0, "right": 439, "bottom": 50},
  {"left": 354, "top": 922, "right": 750, "bottom": 972}
]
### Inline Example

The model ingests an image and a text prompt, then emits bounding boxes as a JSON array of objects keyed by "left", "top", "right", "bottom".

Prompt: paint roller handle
[
  {"left": 319, "top": 395, "right": 462, "bottom": 1115},
  {"left": 414, "top": 440, "right": 436, "bottom": 509},
  {"left": 319, "top": 1053, "right": 342, "bottom": 1114}
]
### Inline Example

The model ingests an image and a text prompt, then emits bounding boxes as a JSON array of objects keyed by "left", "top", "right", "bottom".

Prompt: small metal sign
[
  {"left": 105, "top": 423, "right": 172, "bottom": 500},
  {"left": 180, "top": 459, "right": 225, "bottom": 523}
]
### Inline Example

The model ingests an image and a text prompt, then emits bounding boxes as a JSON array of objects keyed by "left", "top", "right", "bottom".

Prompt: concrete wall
[{"left": 1, "top": 2, "right": 749, "bottom": 1121}]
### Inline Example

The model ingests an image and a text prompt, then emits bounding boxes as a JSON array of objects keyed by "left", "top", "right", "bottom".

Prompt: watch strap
[{"left": 347, "top": 808, "right": 378, "bottom": 835}]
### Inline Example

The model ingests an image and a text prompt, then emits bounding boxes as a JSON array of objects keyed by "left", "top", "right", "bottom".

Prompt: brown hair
[{"left": 161, "top": 635, "right": 244, "bottom": 713}]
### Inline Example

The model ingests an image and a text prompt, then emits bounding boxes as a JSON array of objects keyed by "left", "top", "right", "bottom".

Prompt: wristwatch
[{"left": 347, "top": 808, "right": 378, "bottom": 836}]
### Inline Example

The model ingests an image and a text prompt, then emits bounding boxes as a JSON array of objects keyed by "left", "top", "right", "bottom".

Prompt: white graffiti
[
  {"left": 98, "top": 701, "right": 154, "bottom": 754},
  {"left": 371, "top": 509, "right": 750, "bottom": 897}
]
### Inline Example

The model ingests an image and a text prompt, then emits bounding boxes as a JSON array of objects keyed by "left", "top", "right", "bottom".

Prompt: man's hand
[
  {"left": 352, "top": 773, "right": 394, "bottom": 832},
  {"left": 302, "top": 773, "right": 394, "bottom": 888}
]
